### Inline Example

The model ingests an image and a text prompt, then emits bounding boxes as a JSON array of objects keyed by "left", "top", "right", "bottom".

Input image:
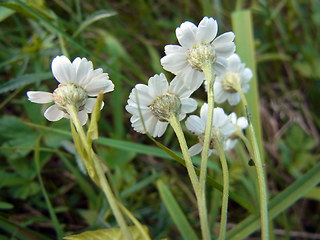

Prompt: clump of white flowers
[
  {"left": 161, "top": 16, "right": 235, "bottom": 91},
  {"left": 125, "top": 73, "right": 197, "bottom": 137},
  {"left": 185, "top": 103, "right": 236, "bottom": 156},
  {"left": 27, "top": 55, "right": 114, "bottom": 125},
  {"left": 214, "top": 53, "right": 253, "bottom": 106}
]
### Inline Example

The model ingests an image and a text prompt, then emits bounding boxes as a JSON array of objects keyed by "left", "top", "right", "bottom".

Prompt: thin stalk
[
  {"left": 168, "top": 115, "right": 199, "bottom": 192},
  {"left": 117, "top": 201, "right": 151, "bottom": 240},
  {"left": 199, "top": 62, "right": 216, "bottom": 240},
  {"left": 169, "top": 115, "right": 211, "bottom": 240},
  {"left": 67, "top": 105, "right": 133, "bottom": 240},
  {"left": 215, "top": 142, "right": 229, "bottom": 240},
  {"left": 237, "top": 89, "right": 269, "bottom": 240}
]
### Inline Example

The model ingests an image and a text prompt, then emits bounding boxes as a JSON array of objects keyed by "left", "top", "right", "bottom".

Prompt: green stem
[
  {"left": 237, "top": 89, "right": 269, "bottom": 240},
  {"left": 216, "top": 142, "right": 229, "bottom": 240},
  {"left": 92, "top": 155, "right": 133, "bottom": 240},
  {"left": 168, "top": 114, "right": 210, "bottom": 240},
  {"left": 117, "top": 201, "right": 151, "bottom": 240},
  {"left": 67, "top": 105, "right": 133, "bottom": 240},
  {"left": 168, "top": 115, "right": 199, "bottom": 193},
  {"left": 199, "top": 62, "right": 216, "bottom": 240}
]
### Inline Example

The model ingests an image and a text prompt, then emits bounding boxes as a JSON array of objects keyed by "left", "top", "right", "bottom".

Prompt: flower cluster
[
  {"left": 125, "top": 16, "right": 252, "bottom": 155},
  {"left": 27, "top": 16, "right": 253, "bottom": 156},
  {"left": 27, "top": 55, "right": 114, "bottom": 125}
]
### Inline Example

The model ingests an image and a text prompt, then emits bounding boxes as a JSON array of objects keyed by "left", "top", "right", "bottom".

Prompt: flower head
[
  {"left": 125, "top": 73, "right": 197, "bottom": 137},
  {"left": 186, "top": 103, "right": 235, "bottom": 156},
  {"left": 214, "top": 54, "right": 253, "bottom": 106},
  {"left": 225, "top": 112, "right": 248, "bottom": 150},
  {"left": 27, "top": 55, "right": 114, "bottom": 125},
  {"left": 161, "top": 16, "right": 235, "bottom": 91}
]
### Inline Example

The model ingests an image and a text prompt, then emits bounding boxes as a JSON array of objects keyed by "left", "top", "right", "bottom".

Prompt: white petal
[
  {"left": 27, "top": 91, "right": 53, "bottom": 104},
  {"left": 214, "top": 82, "right": 227, "bottom": 104},
  {"left": 227, "top": 54, "right": 241, "bottom": 69},
  {"left": 86, "top": 77, "right": 114, "bottom": 96},
  {"left": 189, "top": 143, "right": 203, "bottom": 156},
  {"left": 237, "top": 117, "right": 248, "bottom": 129},
  {"left": 153, "top": 121, "right": 169, "bottom": 137},
  {"left": 132, "top": 86, "right": 154, "bottom": 106},
  {"left": 200, "top": 103, "right": 209, "bottom": 122},
  {"left": 196, "top": 17, "right": 218, "bottom": 43},
  {"left": 164, "top": 44, "right": 186, "bottom": 55},
  {"left": 183, "top": 67, "right": 205, "bottom": 91},
  {"left": 169, "top": 75, "right": 193, "bottom": 98},
  {"left": 213, "top": 32, "right": 236, "bottom": 57},
  {"left": 51, "top": 55, "right": 75, "bottom": 84},
  {"left": 72, "top": 57, "right": 93, "bottom": 85},
  {"left": 186, "top": 115, "right": 205, "bottom": 134},
  {"left": 212, "top": 107, "right": 228, "bottom": 127},
  {"left": 181, "top": 98, "right": 197, "bottom": 114},
  {"left": 160, "top": 53, "right": 188, "bottom": 74},
  {"left": 44, "top": 105, "right": 64, "bottom": 121},
  {"left": 148, "top": 73, "right": 169, "bottom": 98},
  {"left": 221, "top": 122, "right": 236, "bottom": 137},
  {"left": 226, "top": 139, "right": 238, "bottom": 151},
  {"left": 78, "top": 110, "right": 88, "bottom": 126},
  {"left": 176, "top": 21, "right": 197, "bottom": 48},
  {"left": 228, "top": 93, "right": 241, "bottom": 106},
  {"left": 84, "top": 98, "right": 104, "bottom": 113},
  {"left": 229, "top": 112, "right": 237, "bottom": 124},
  {"left": 213, "top": 32, "right": 235, "bottom": 47},
  {"left": 213, "top": 58, "right": 227, "bottom": 75}
]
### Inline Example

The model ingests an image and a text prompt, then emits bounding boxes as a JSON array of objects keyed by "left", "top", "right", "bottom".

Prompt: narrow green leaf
[
  {"left": 24, "top": 122, "right": 254, "bottom": 212},
  {"left": 0, "top": 215, "right": 51, "bottom": 240},
  {"left": 73, "top": 9, "right": 117, "bottom": 37},
  {"left": 34, "top": 137, "right": 63, "bottom": 238},
  {"left": 0, "top": 201, "right": 14, "bottom": 209},
  {"left": 226, "top": 161, "right": 320, "bottom": 239},
  {"left": 0, "top": 6, "right": 15, "bottom": 22},
  {"left": 87, "top": 92, "right": 103, "bottom": 141},
  {"left": 231, "top": 10, "right": 264, "bottom": 160},
  {"left": 0, "top": 72, "right": 52, "bottom": 94},
  {"left": 156, "top": 180, "right": 199, "bottom": 240},
  {"left": 64, "top": 226, "right": 148, "bottom": 240}
]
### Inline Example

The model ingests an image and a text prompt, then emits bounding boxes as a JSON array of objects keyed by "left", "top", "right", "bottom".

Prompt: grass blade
[
  {"left": 231, "top": 10, "right": 264, "bottom": 159},
  {"left": 156, "top": 180, "right": 199, "bottom": 240},
  {"left": 226, "top": 161, "right": 320, "bottom": 239},
  {"left": 34, "top": 136, "right": 64, "bottom": 238}
]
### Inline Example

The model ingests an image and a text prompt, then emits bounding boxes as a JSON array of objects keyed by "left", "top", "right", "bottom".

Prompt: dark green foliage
[{"left": 0, "top": 0, "right": 319, "bottom": 239}]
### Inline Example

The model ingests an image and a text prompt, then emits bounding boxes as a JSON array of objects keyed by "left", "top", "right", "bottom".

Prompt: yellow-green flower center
[
  {"left": 198, "top": 126, "right": 223, "bottom": 149},
  {"left": 149, "top": 92, "right": 181, "bottom": 121},
  {"left": 186, "top": 43, "right": 216, "bottom": 71},
  {"left": 221, "top": 72, "right": 241, "bottom": 93},
  {"left": 53, "top": 83, "right": 88, "bottom": 112}
]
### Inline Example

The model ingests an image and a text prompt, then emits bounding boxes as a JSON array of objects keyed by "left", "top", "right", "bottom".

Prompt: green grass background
[{"left": 0, "top": 0, "right": 319, "bottom": 239}]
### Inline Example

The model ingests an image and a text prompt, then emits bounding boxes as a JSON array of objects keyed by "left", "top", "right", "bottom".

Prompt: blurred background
[{"left": 0, "top": 0, "right": 319, "bottom": 239}]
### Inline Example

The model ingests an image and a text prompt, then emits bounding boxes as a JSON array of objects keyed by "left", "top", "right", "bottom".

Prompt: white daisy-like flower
[
  {"left": 27, "top": 55, "right": 114, "bottom": 125},
  {"left": 225, "top": 112, "right": 249, "bottom": 150},
  {"left": 186, "top": 103, "right": 235, "bottom": 156},
  {"left": 214, "top": 53, "right": 253, "bottom": 106},
  {"left": 161, "top": 16, "right": 236, "bottom": 91},
  {"left": 125, "top": 73, "right": 197, "bottom": 138}
]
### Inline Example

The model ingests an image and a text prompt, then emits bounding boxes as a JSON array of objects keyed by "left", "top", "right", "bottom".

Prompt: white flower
[
  {"left": 27, "top": 55, "right": 114, "bottom": 125},
  {"left": 125, "top": 73, "right": 197, "bottom": 137},
  {"left": 214, "top": 54, "right": 253, "bottom": 106},
  {"left": 186, "top": 103, "right": 235, "bottom": 156},
  {"left": 225, "top": 112, "right": 249, "bottom": 150},
  {"left": 161, "top": 16, "right": 235, "bottom": 91}
]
